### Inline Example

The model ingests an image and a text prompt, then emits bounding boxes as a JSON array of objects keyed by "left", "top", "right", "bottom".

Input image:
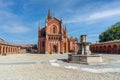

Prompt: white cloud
[
  {"left": 0, "top": 0, "right": 14, "bottom": 7},
  {"left": 88, "top": 9, "right": 120, "bottom": 20},
  {"left": 2, "top": 25, "right": 30, "bottom": 34},
  {"left": 61, "top": 0, "right": 120, "bottom": 24},
  {"left": 0, "top": 10, "right": 31, "bottom": 34},
  {"left": 64, "top": 8, "right": 120, "bottom": 24}
]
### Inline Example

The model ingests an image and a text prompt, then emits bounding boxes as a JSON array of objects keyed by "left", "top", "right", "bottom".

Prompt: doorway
[{"left": 53, "top": 45, "right": 58, "bottom": 53}]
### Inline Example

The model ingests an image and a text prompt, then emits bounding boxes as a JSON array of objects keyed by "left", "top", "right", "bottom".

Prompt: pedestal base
[{"left": 68, "top": 54, "right": 103, "bottom": 65}]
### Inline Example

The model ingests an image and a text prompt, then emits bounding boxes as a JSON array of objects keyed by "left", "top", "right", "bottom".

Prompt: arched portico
[{"left": 113, "top": 45, "right": 117, "bottom": 53}]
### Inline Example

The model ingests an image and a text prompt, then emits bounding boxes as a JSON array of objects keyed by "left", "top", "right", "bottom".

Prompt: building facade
[
  {"left": 0, "top": 38, "right": 26, "bottom": 55},
  {"left": 38, "top": 10, "right": 77, "bottom": 54},
  {"left": 21, "top": 44, "right": 38, "bottom": 53},
  {"left": 90, "top": 41, "right": 120, "bottom": 54}
]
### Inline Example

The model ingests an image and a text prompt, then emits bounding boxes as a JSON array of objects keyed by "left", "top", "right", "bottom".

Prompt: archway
[
  {"left": 93, "top": 47, "right": 96, "bottom": 53},
  {"left": 52, "top": 25, "right": 57, "bottom": 34},
  {"left": 0, "top": 46, "right": 1, "bottom": 54},
  {"left": 113, "top": 45, "right": 117, "bottom": 53},
  {"left": 119, "top": 45, "right": 120, "bottom": 53},
  {"left": 3, "top": 47, "right": 5, "bottom": 53},
  {"left": 99, "top": 46, "right": 102, "bottom": 53},
  {"left": 64, "top": 43, "right": 66, "bottom": 53},
  {"left": 103, "top": 46, "right": 106, "bottom": 53},
  {"left": 96, "top": 46, "right": 98, "bottom": 53},
  {"left": 107, "top": 45, "right": 112, "bottom": 53},
  {"left": 53, "top": 45, "right": 58, "bottom": 53}
]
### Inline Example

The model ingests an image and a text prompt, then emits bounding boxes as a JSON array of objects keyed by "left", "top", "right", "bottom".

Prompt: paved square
[{"left": 0, "top": 53, "right": 120, "bottom": 80}]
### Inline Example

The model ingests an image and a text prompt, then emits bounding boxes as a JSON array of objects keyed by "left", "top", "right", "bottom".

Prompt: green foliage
[{"left": 99, "top": 22, "right": 120, "bottom": 42}]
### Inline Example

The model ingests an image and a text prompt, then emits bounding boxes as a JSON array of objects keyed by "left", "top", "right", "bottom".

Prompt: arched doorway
[
  {"left": 107, "top": 45, "right": 112, "bottom": 53},
  {"left": 96, "top": 46, "right": 98, "bottom": 53},
  {"left": 3, "top": 47, "right": 5, "bottom": 53},
  {"left": 64, "top": 43, "right": 66, "bottom": 53},
  {"left": 6, "top": 47, "right": 8, "bottom": 53},
  {"left": 119, "top": 45, "right": 120, "bottom": 53},
  {"left": 0, "top": 46, "right": 1, "bottom": 54},
  {"left": 53, "top": 45, "right": 58, "bottom": 53},
  {"left": 93, "top": 47, "right": 95, "bottom": 53},
  {"left": 103, "top": 46, "right": 106, "bottom": 53},
  {"left": 99, "top": 46, "right": 102, "bottom": 53},
  {"left": 113, "top": 45, "right": 117, "bottom": 53}
]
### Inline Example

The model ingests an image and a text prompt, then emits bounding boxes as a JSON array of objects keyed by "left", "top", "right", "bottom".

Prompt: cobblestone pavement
[{"left": 0, "top": 53, "right": 120, "bottom": 80}]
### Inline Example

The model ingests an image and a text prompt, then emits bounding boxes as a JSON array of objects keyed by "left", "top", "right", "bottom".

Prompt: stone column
[
  {"left": 1, "top": 46, "right": 3, "bottom": 55},
  {"left": 84, "top": 44, "right": 91, "bottom": 55},
  {"left": 60, "top": 40, "right": 63, "bottom": 54},
  {"left": 81, "top": 35, "right": 87, "bottom": 42},
  {"left": 65, "top": 39, "right": 68, "bottom": 53},
  {"left": 4, "top": 46, "right": 6, "bottom": 53},
  {"left": 58, "top": 42, "right": 60, "bottom": 53},
  {"left": 81, "top": 44, "right": 84, "bottom": 55},
  {"left": 0, "top": 46, "right": 1, "bottom": 54}
]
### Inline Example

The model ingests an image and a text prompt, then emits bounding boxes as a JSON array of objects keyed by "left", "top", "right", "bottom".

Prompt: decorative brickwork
[{"left": 38, "top": 10, "right": 77, "bottom": 54}]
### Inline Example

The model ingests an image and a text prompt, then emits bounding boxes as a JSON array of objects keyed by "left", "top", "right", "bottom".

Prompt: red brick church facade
[{"left": 38, "top": 10, "right": 77, "bottom": 54}]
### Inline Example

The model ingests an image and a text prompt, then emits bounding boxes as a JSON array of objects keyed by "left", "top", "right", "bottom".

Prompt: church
[{"left": 38, "top": 10, "right": 78, "bottom": 54}]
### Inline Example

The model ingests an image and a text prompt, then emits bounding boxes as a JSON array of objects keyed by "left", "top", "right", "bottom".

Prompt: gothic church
[{"left": 38, "top": 10, "right": 77, "bottom": 54}]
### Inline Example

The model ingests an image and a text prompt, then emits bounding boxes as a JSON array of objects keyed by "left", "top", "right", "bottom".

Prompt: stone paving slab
[{"left": 0, "top": 53, "right": 120, "bottom": 80}]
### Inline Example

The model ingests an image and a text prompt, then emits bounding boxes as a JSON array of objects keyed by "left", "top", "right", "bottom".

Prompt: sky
[{"left": 0, "top": 0, "right": 120, "bottom": 44}]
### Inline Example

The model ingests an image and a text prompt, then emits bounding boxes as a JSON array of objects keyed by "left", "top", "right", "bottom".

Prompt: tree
[{"left": 99, "top": 22, "right": 120, "bottom": 42}]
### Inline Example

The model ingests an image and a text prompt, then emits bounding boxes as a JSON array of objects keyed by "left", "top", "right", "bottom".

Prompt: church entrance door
[{"left": 53, "top": 45, "right": 58, "bottom": 53}]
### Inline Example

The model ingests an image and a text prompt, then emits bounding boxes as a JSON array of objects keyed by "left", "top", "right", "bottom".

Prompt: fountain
[{"left": 68, "top": 35, "right": 103, "bottom": 65}]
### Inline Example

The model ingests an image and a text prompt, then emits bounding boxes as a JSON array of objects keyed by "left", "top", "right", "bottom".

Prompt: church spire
[
  {"left": 38, "top": 21, "right": 41, "bottom": 40},
  {"left": 38, "top": 21, "right": 40, "bottom": 30},
  {"left": 47, "top": 9, "right": 52, "bottom": 20}
]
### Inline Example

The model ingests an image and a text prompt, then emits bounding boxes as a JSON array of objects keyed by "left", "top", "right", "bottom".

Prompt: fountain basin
[{"left": 68, "top": 54, "right": 103, "bottom": 65}]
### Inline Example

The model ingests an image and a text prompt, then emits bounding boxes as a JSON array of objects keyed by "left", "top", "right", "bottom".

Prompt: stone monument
[
  {"left": 68, "top": 35, "right": 103, "bottom": 65},
  {"left": 78, "top": 35, "right": 91, "bottom": 55}
]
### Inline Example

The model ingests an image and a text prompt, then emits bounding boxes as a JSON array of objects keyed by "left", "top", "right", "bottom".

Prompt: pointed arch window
[{"left": 53, "top": 26, "right": 56, "bottom": 33}]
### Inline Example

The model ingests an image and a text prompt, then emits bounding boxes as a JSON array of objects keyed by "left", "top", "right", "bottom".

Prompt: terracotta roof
[
  {"left": 40, "top": 27, "right": 46, "bottom": 32},
  {"left": 93, "top": 40, "right": 120, "bottom": 45},
  {"left": 19, "top": 44, "right": 36, "bottom": 48},
  {"left": 0, "top": 38, "right": 20, "bottom": 46},
  {"left": 0, "top": 38, "right": 8, "bottom": 44},
  {"left": 0, "top": 38, "right": 5, "bottom": 43}
]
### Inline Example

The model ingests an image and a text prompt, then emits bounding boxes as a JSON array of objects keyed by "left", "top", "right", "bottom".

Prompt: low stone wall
[{"left": 68, "top": 54, "right": 103, "bottom": 64}]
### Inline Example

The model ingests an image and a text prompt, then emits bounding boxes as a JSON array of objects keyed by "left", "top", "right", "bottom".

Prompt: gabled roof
[
  {"left": 47, "top": 17, "right": 61, "bottom": 25},
  {"left": 0, "top": 38, "right": 5, "bottom": 43},
  {"left": 52, "top": 17, "right": 61, "bottom": 22},
  {"left": 0, "top": 38, "right": 20, "bottom": 47}
]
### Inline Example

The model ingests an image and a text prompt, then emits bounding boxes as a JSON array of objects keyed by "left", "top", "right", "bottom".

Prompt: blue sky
[{"left": 0, "top": 0, "right": 120, "bottom": 44}]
